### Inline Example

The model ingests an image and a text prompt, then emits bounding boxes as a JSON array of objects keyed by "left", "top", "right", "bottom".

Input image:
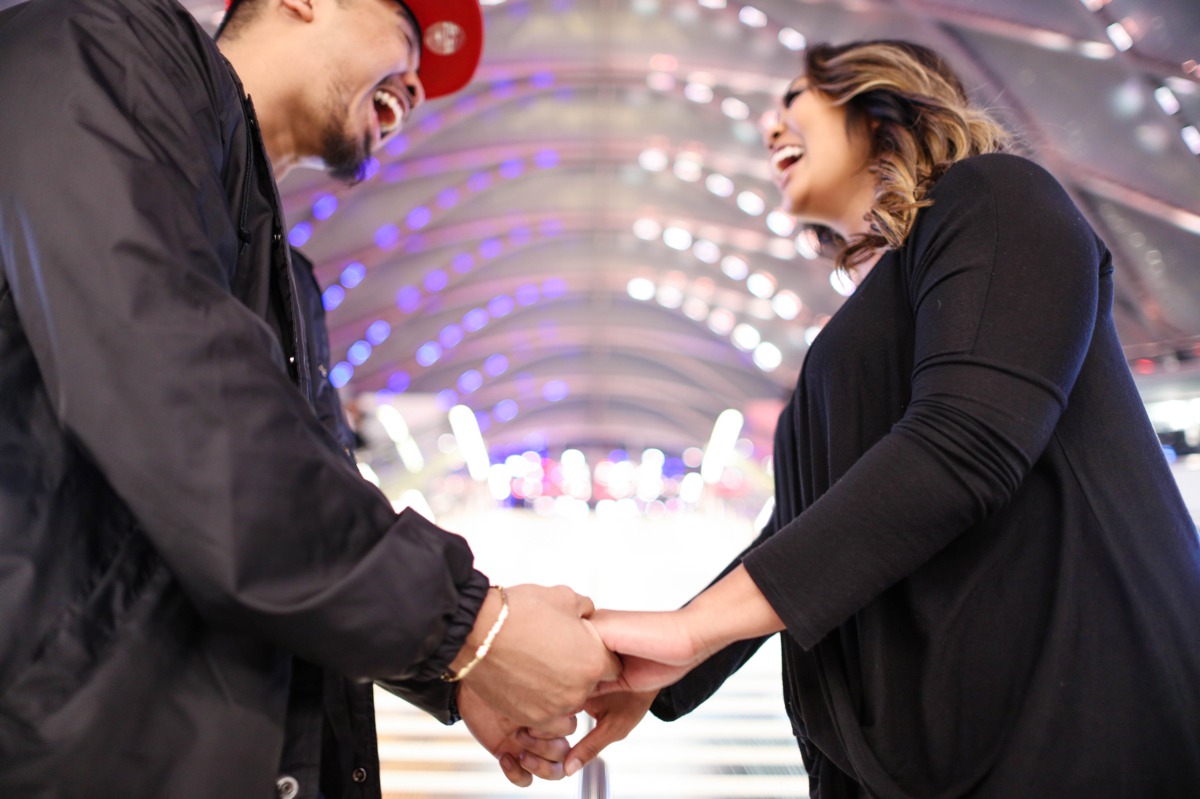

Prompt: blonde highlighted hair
[{"left": 800, "top": 40, "right": 1014, "bottom": 271}]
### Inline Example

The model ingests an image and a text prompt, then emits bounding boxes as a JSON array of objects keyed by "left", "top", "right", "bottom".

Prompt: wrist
[{"left": 445, "top": 585, "right": 507, "bottom": 680}]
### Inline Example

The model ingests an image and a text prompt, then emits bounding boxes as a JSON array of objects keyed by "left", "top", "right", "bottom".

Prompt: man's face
[{"left": 313, "top": 0, "right": 425, "bottom": 183}]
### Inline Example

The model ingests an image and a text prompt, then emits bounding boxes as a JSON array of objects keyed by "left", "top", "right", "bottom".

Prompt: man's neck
[{"left": 217, "top": 36, "right": 303, "bottom": 179}]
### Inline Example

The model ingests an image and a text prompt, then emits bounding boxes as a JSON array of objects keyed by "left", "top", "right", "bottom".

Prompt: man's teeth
[
  {"left": 771, "top": 145, "right": 805, "bottom": 173},
  {"left": 374, "top": 89, "right": 404, "bottom": 132}
]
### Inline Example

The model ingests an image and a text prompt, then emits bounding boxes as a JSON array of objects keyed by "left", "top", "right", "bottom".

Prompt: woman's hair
[{"left": 799, "top": 40, "right": 1014, "bottom": 271}]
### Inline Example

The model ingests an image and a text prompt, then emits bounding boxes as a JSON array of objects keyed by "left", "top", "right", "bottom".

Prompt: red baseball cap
[
  {"left": 398, "top": 0, "right": 485, "bottom": 100},
  {"left": 220, "top": 0, "right": 484, "bottom": 101}
]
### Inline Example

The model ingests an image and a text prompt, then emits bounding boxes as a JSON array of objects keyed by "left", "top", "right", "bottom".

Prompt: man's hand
[
  {"left": 457, "top": 683, "right": 576, "bottom": 786},
  {"left": 562, "top": 690, "right": 657, "bottom": 777},
  {"left": 458, "top": 584, "right": 621, "bottom": 727}
]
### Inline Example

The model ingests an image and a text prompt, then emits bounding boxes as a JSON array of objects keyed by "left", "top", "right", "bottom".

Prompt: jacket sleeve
[
  {"left": 0, "top": 3, "right": 485, "bottom": 680},
  {"left": 742, "top": 154, "right": 1101, "bottom": 649}
]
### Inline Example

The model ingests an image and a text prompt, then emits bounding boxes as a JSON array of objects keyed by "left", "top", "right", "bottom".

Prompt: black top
[{"left": 661, "top": 154, "right": 1200, "bottom": 798}]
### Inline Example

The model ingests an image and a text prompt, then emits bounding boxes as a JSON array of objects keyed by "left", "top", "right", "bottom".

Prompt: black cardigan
[{"left": 656, "top": 154, "right": 1200, "bottom": 799}]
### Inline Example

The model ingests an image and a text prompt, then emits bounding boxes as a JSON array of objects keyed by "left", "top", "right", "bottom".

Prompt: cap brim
[{"left": 402, "top": 0, "right": 484, "bottom": 100}]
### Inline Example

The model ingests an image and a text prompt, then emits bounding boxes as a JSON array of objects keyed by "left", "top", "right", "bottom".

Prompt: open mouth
[
  {"left": 771, "top": 144, "right": 805, "bottom": 177},
  {"left": 373, "top": 88, "right": 406, "bottom": 137}
]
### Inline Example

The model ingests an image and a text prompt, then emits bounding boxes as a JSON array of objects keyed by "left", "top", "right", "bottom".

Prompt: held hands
[{"left": 457, "top": 682, "right": 578, "bottom": 786}]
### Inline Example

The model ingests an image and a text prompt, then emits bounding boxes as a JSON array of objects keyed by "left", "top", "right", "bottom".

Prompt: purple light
[
  {"left": 515, "top": 284, "right": 539, "bottom": 306},
  {"left": 340, "top": 262, "right": 366, "bottom": 288},
  {"left": 542, "top": 380, "right": 569, "bottom": 402},
  {"left": 437, "top": 188, "right": 461, "bottom": 209},
  {"left": 491, "top": 79, "right": 517, "bottom": 98},
  {"left": 508, "top": 226, "right": 532, "bottom": 246},
  {"left": 362, "top": 157, "right": 381, "bottom": 181},
  {"left": 416, "top": 342, "right": 443, "bottom": 367},
  {"left": 458, "top": 369, "right": 483, "bottom": 394},
  {"left": 365, "top": 320, "right": 391, "bottom": 345},
  {"left": 533, "top": 149, "right": 560, "bottom": 169},
  {"left": 488, "top": 295, "right": 515, "bottom": 318},
  {"left": 463, "top": 308, "right": 489, "bottom": 332},
  {"left": 467, "top": 172, "right": 493, "bottom": 193},
  {"left": 664, "top": 457, "right": 686, "bottom": 478},
  {"left": 456, "top": 94, "right": 480, "bottom": 113},
  {"left": 424, "top": 269, "right": 448, "bottom": 292},
  {"left": 609, "top": 449, "right": 629, "bottom": 462},
  {"left": 435, "top": 389, "right": 459, "bottom": 411},
  {"left": 387, "top": 371, "right": 411, "bottom": 393},
  {"left": 418, "top": 113, "right": 443, "bottom": 133},
  {"left": 531, "top": 71, "right": 555, "bottom": 89},
  {"left": 475, "top": 412, "right": 491, "bottom": 433},
  {"left": 494, "top": 399, "right": 519, "bottom": 422},
  {"left": 452, "top": 253, "right": 475, "bottom": 274},
  {"left": 406, "top": 206, "right": 432, "bottom": 230},
  {"left": 288, "top": 221, "right": 312, "bottom": 248},
  {"left": 386, "top": 135, "right": 409, "bottom": 156},
  {"left": 374, "top": 224, "right": 401, "bottom": 250},
  {"left": 348, "top": 340, "right": 372, "bottom": 365},
  {"left": 523, "top": 432, "right": 547, "bottom": 451},
  {"left": 395, "top": 285, "right": 421, "bottom": 313},
  {"left": 540, "top": 218, "right": 564, "bottom": 236},
  {"left": 322, "top": 285, "right": 346, "bottom": 311},
  {"left": 329, "top": 362, "right": 354, "bottom": 388},
  {"left": 479, "top": 238, "right": 503, "bottom": 259},
  {"left": 542, "top": 277, "right": 568, "bottom": 298},
  {"left": 439, "top": 324, "right": 464, "bottom": 349},
  {"left": 499, "top": 159, "right": 524, "bottom": 179},
  {"left": 484, "top": 354, "right": 508, "bottom": 376},
  {"left": 312, "top": 195, "right": 338, "bottom": 220}
]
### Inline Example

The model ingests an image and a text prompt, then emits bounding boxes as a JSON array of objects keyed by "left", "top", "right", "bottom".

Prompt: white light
[
  {"left": 766, "top": 211, "right": 796, "bottom": 236},
  {"left": 1183, "top": 126, "right": 1200, "bottom": 155},
  {"left": 795, "top": 228, "right": 821, "bottom": 260},
  {"left": 753, "top": 342, "right": 783, "bottom": 371},
  {"left": 721, "top": 97, "right": 750, "bottom": 120},
  {"left": 732, "top": 323, "right": 761, "bottom": 351},
  {"left": 394, "top": 489, "right": 436, "bottom": 522},
  {"left": 679, "top": 471, "right": 704, "bottom": 503},
  {"left": 663, "top": 226, "right": 694, "bottom": 250},
  {"left": 656, "top": 284, "right": 684, "bottom": 309},
  {"left": 633, "top": 217, "right": 663, "bottom": 240},
  {"left": 779, "top": 27, "right": 806, "bottom": 51},
  {"left": 693, "top": 239, "right": 722, "bottom": 263},
  {"left": 627, "top": 277, "right": 657, "bottom": 301},
  {"left": 673, "top": 158, "right": 703, "bottom": 182},
  {"left": 375, "top": 404, "right": 411, "bottom": 444},
  {"left": 1155, "top": 86, "right": 1181, "bottom": 115},
  {"left": 737, "top": 191, "right": 766, "bottom": 216},
  {"left": 804, "top": 325, "right": 823, "bottom": 345},
  {"left": 448, "top": 405, "right": 490, "bottom": 481},
  {"left": 772, "top": 290, "right": 802, "bottom": 320},
  {"left": 684, "top": 82, "right": 715, "bottom": 104},
  {"left": 701, "top": 408, "right": 745, "bottom": 484},
  {"left": 1078, "top": 0, "right": 1106, "bottom": 10},
  {"left": 753, "top": 496, "right": 775, "bottom": 531},
  {"left": 831, "top": 269, "right": 857, "bottom": 297},
  {"left": 707, "top": 307, "right": 736, "bottom": 335},
  {"left": 746, "top": 271, "right": 776, "bottom": 298},
  {"left": 639, "top": 148, "right": 669, "bottom": 171},
  {"left": 706, "top": 173, "right": 735, "bottom": 197},
  {"left": 1106, "top": 22, "right": 1133, "bottom": 51},
  {"left": 683, "top": 297, "right": 710, "bottom": 321},
  {"left": 398, "top": 438, "right": 425, "bottom": 473},
  {"left": 721, "top": 254, "right": 750, "bottom": 280},
  {"left": 767, "top": 237, "right": 797, "bottom": 260},
  {"left": 697, "top": 0, "right": 726, "bottom": 8},
  {"left": 479, "top": 0, "right": 507, "bottom": 4},
  {"left": 738, "top": 6, "right": 767, "bottom": 27},
  {"left": 357, "top": 462, "right": 381, "bottom": 487}
]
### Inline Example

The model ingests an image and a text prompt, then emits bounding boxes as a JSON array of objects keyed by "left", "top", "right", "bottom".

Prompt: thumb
[{"left": 563, "top": 720, "right": 623, "bottom": 778}]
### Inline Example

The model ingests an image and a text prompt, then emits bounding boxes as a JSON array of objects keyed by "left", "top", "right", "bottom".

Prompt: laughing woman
[{"left": 567, "top": 40, "right": 1200, "bottom": 798}]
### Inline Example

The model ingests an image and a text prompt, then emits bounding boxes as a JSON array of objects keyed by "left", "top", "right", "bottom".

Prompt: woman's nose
[{"left": 760, "top": 110, "right": 783, "bottom": 147}]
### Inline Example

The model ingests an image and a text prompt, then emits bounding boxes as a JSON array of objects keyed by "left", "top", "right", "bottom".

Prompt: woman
[{"left": 563, "top": 40, "right": 1200, "bottom": 798}]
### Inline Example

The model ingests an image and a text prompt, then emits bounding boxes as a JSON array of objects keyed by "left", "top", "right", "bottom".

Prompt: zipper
[{"left": 237, "top": 111, "right": 256, "bottom": 253}]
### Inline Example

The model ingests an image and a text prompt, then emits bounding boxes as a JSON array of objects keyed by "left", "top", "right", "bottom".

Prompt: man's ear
[{"left": 279, "top": 0, "right": 316, "bottom": 24}]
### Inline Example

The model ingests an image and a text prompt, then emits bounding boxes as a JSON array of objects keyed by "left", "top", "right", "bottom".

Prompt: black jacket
[{"left": 0, "top": 0, "right": 488, "bottom": 795}]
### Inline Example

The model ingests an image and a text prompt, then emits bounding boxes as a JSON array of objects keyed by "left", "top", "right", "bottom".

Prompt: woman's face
[{"left": 763, "top": 78, "right": 877, "bottom": 238}]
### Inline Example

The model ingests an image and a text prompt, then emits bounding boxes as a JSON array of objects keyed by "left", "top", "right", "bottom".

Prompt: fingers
[
  {"left": 515, "top": 729, "right": 570, "bottom": 762},
  {"left": 498, "top": 753, "right": 533, "bottom": 788},
  {"left": 563, "top": 724, "right": 619, "bottom": 778},
  {"left": 525, "top": 715, "right": 578, "bottom": 738}
]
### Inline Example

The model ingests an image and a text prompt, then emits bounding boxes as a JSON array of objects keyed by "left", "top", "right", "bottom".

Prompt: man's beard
[{"left": 320, "top": 97, "right": 373, "bottom": 185}]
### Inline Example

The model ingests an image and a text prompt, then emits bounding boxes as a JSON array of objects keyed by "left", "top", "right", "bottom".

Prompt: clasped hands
[{"left": 450, "top": 583, "right": 725, "bottom": 787}]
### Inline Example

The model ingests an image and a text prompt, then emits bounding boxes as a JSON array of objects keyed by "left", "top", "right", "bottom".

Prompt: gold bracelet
[{"left": 442, "top": 586, "right": 508, "bottom": 683}]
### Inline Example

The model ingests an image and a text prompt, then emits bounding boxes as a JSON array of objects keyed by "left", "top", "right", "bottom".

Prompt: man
[{"left": 0, "top": 0, "right": 617, "bottom": 795}]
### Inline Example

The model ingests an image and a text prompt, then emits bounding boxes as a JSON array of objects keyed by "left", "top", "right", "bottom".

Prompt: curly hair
[{"left": 799, "top": 40, "right": 1014, "bottom": 272}]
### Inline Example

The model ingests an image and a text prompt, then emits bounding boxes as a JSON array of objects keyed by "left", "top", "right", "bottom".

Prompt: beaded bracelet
[{"left": 442, "top": 585, "right": 508, "bottom": 682}]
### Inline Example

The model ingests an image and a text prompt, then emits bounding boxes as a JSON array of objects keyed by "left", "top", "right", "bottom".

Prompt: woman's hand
[{"left": 563, "top": 690, "right": 658, "bottom": 776}]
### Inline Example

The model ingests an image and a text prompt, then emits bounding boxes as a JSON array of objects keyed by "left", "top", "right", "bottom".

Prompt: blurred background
[{"left": 168, "top": 0, "right": 1200, "bottom": 794}]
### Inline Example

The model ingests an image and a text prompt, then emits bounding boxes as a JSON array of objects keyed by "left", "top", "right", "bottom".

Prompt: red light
[{"left": 1133, "top": 358, "right": 1156, "bottom": 375}]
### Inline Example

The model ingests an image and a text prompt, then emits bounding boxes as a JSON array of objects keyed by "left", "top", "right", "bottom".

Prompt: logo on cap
[{"left": 424, "top": 21, "right": 465, "bottom": 56}]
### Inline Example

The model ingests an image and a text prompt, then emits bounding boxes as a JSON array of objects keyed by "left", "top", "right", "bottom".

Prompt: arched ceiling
[{"left": 182, "top": 0, "right": 1199, "bottom": 461}]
